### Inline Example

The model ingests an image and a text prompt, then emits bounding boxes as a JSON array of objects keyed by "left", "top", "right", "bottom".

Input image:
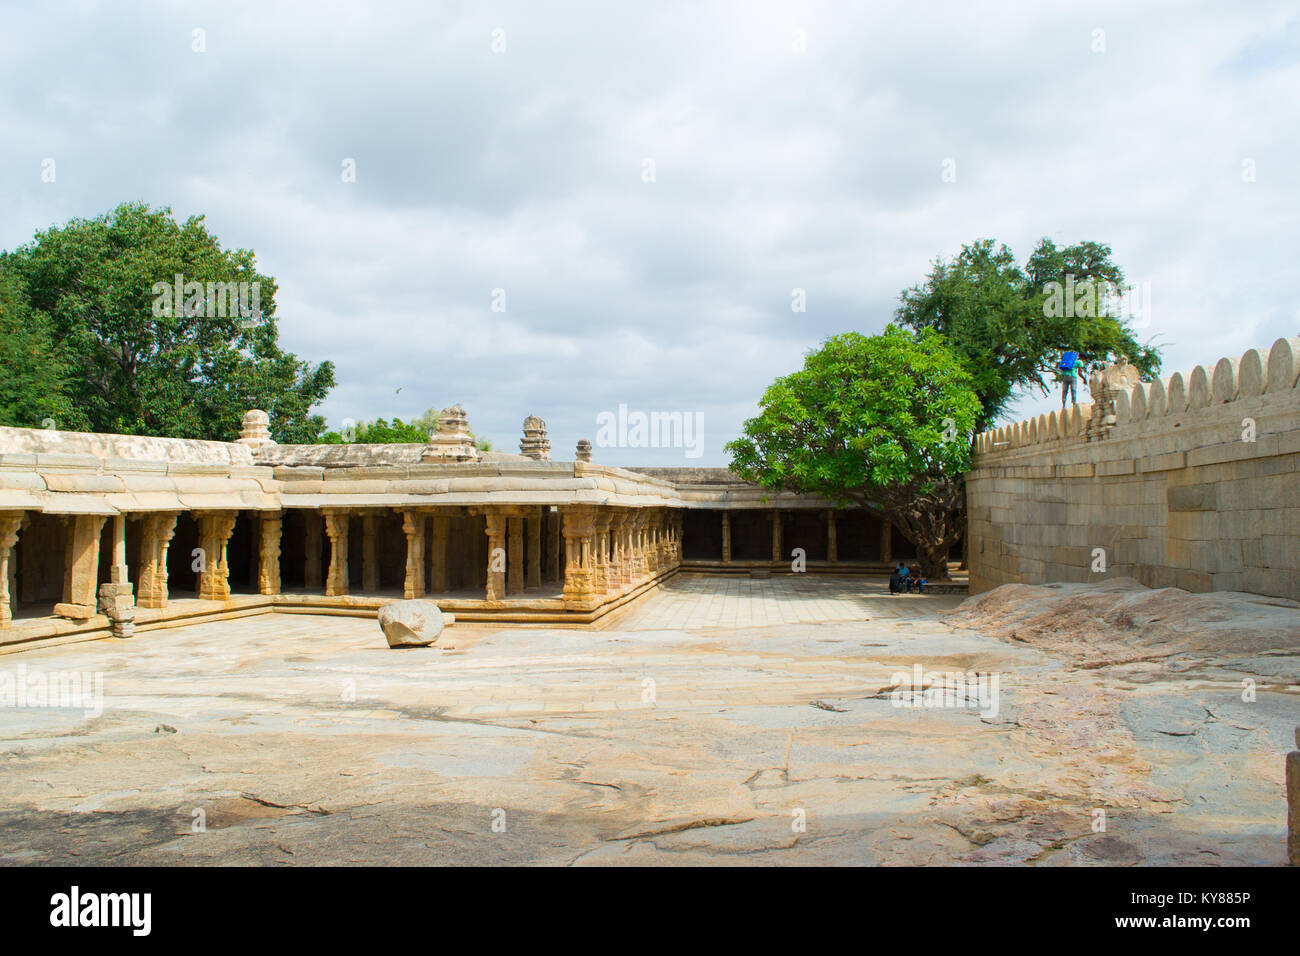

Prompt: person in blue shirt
[{"left": 1058, "top": 351, "right": 1081, "bottom": 409}]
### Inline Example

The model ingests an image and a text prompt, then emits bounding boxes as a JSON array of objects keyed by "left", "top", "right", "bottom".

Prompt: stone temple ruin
[
  {"left": 0, "top": 404, "right": 935, "bottom": 652},
  {"left": 0, "top": 337, "right": 1297, "bottom": 655}
]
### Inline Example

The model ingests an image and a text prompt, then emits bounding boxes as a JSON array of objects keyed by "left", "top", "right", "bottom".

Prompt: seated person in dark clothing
[
  {"left": 888, "top": 564, "right": 907, "bottom": 594},
  {"left": 906, "top": 566, "right": 927, "bottom": 593}
]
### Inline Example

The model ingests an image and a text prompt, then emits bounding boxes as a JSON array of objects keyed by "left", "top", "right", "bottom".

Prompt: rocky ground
[{"left": 0, "top": 573, "right": 1295, "bottom": 865}]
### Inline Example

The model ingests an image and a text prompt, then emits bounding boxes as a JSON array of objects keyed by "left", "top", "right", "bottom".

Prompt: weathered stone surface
[
  {"left": 948, "top": 578, "right": 1300, "bottom": 665},
  {"left": 378, "top": 600, "right": 445, "bottom": 647},
  {"left": 0, "top": 575, "right": 1292, "bottom": 867}
]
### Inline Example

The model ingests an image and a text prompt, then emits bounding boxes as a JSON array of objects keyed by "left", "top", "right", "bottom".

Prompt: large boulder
[{"left": 378, "top": 600, "right": 445, "bottom": 648}]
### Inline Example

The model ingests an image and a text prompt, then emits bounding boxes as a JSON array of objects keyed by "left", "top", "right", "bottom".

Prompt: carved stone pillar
[
  {"left": 548, "top": 509, "right": 562, "bottom": 583},
  {"left": 526, "top": 515, "right": 542, "bottom": 590},
  {"left": 645, "top": 511, "right": 659, "bottom": 574},
  {"left": 96, "top": 513, "right": 136, "bottom": 637},
  {"left": 196, "top": 511, "right": 237, "bottom": 601},
  {"left": 323, "top": 510, "right": 350, "bottom": 597},
  {"left": 428, "top": 513, "right": 449, "bottom": 593},
  {"left": 771, "top": 510, "right": 783, "bottom": 563},
  {"left": 304, "top": 513, "right": 323, "bottom": 590},
  {"left": 826, "top": 510, "right": 838, "bottom": 564},
  {"left": 0, "top": 513, "right": 22, "bottom": 628},
  {"left": 592, "top": 511, "right": 613, "bottom": 593},
  {"left": 880, "top": 519, "right": 892, "bottom": 565},
  {"left": 483, "top": 510, "right": 506, "bottom": 602},
  {"left": 607, "top": 511, "right": 626, "bottom": 588},
  {"left": 507, "top": 516, "right": 524, "bottom": 596},
  {"left": 355, "top": 513, "right": 376, "bottom": 593},
  {"left": 55, "top": 514, "right": 108, "bottom": 619},
  {"left": 258, "top": 512, "right": 282, "bottom": 595},
  {"left": 637, "top": 512, "right": 651, "bottom": 579},
  {"left": 137, "top": 511, "right": 179, "bottom": 608},
  {"left": 561, "top": 507, "right": 597, "bottom": 606},
  {"left": 402, "top": 510, "right": 426, "bottom": 599},
  {"left": 721, "top": 511, "right": 732, "bottom": 565}
]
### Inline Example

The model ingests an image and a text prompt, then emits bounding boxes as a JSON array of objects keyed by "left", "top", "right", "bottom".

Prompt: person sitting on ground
[
  {"left": 888, "top": 563, "right": 907, "bottom": 594},
  {"left": 906, "top": 566, "right": 927, "bottom": 594}
]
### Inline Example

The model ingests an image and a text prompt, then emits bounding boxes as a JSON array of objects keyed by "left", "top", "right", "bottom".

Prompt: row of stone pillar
[
  {"left": 718, "top": 509, "right": 892, "bottom": 564},
  {"left": 559, "top": 506, "right": 681, "bottom": 609},
  {"left": 306, "top": 506, "right": 559, "bottom": 603},
  {"left": 1, "top": 504, "right": 685, "bottom": 628},
  {"left": 0, "top": 508, "right": 257, "bottom": 630}
]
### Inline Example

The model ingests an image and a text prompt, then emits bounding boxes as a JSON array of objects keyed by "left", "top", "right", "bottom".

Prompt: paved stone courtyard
[{"left": 0, "top": 574, "right": 1292, "bottom": 865}]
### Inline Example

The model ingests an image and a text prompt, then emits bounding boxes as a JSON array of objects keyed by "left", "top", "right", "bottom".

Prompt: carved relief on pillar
[
  {"left": 196, "top": 511, "right": 238, "bottom": 602},
  {"left": 258, "top": 511, "right": 283, "bottom": 596},
  {"left": 644, "top": 510, "right": 659, "bottom": 574},
  {"left": 592, "top": 510, "right": 613, "bottom": 593},
  {"left": 606, "top": 510, "right": 627, "bottom": 589},
  {"left": 0, "top": 513, "right": 23, "bottom": 628},
  {"left": 137, "top": 511, "right": 180, "bottom": 608},
  {"left": 401, "top": 510, "right": 427, "bottom": 599},
  {"left": 721, "top": 511, "right": 732, "bottom": 565},
  {"left": 633, "top": 511, "right": 650, "bottom": 580},
  {"left": 561, "top": 506, "right": 597, "bottom": 607}
]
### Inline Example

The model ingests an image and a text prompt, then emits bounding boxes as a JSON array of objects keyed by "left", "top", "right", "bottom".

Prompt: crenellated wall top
[{"left": 972, "top": 338, "right": 1300, "bottom": 460}]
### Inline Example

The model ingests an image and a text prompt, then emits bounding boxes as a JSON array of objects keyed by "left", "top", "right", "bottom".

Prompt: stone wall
[{"left": 966, "top": 338, "right": 1300, "bottom": 601}]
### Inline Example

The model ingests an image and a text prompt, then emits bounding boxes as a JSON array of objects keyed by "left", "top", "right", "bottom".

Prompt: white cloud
[{"left": 2, "top": 0, "right": 1296, "bottom": 462}]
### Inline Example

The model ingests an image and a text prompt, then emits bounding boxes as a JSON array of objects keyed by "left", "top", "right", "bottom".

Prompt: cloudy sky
[{"left": 3, "top": 1, "right": 1297, "bottom": 465}]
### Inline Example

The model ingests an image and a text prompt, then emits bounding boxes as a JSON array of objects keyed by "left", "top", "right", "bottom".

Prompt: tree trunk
[
  {"left": 872, "top": 476, "right": 964, "bottom": 581},
  {"left": 916, "top": 541, "right": 952, "bottom": 580}
]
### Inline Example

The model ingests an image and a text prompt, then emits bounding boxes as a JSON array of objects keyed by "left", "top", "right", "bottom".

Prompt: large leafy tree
[
  {"left": 316, "top": 408, "right": 494, "bottom": 448},
  {"left": 2, "top": 202, "right": 335, "bottom": 442},
  {"left": 895, "top": 238, "right": 1160, "bottom": 432},
  {"left": 317, "top": 417, "right": 430, "bottom": 444},
  {"left": 0, "top": 263, "right": 84, "bottom": 430},
  {"left": 727, "top": 327, "right": 981, "bottom": 579}
]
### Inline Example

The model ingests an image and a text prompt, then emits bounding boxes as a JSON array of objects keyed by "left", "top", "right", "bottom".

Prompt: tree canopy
[
  {"left": 0, "top": 262, "right": 83, "bottom": 431},
  {"left": 317, "top": 417, "right": 430, "bottom": 444},
  {"left": 895, "top": 237, "right": 1160, "bottom": 432},
  {"left": 1, "top": 202, "right": 335, "bottom": 442},
  {"left": 316, "top": 408, "right": 494, "bottom": 449},
  {"left": 726, "top": 326, "right": 981, "bottom": 578}
]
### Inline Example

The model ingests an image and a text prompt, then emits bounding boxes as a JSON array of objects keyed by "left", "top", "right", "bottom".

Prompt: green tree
[
  {"left": 0, "top": 264, "right": 84, "bottom": 430},
  {"left": 726, "top": 327, "right": 981, "bottom": 579},
  {"left": 318, "top": 408, "right": 494, "bottom": 448},
  {"left": 317, "top": 417, "right": 430, "bottom": 444},
  {"left": 896, "top": 238, "right": 1160, "bottom": 432},
  {"left": 2, "top": 202, "right": 335, "bottom": 442}
]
